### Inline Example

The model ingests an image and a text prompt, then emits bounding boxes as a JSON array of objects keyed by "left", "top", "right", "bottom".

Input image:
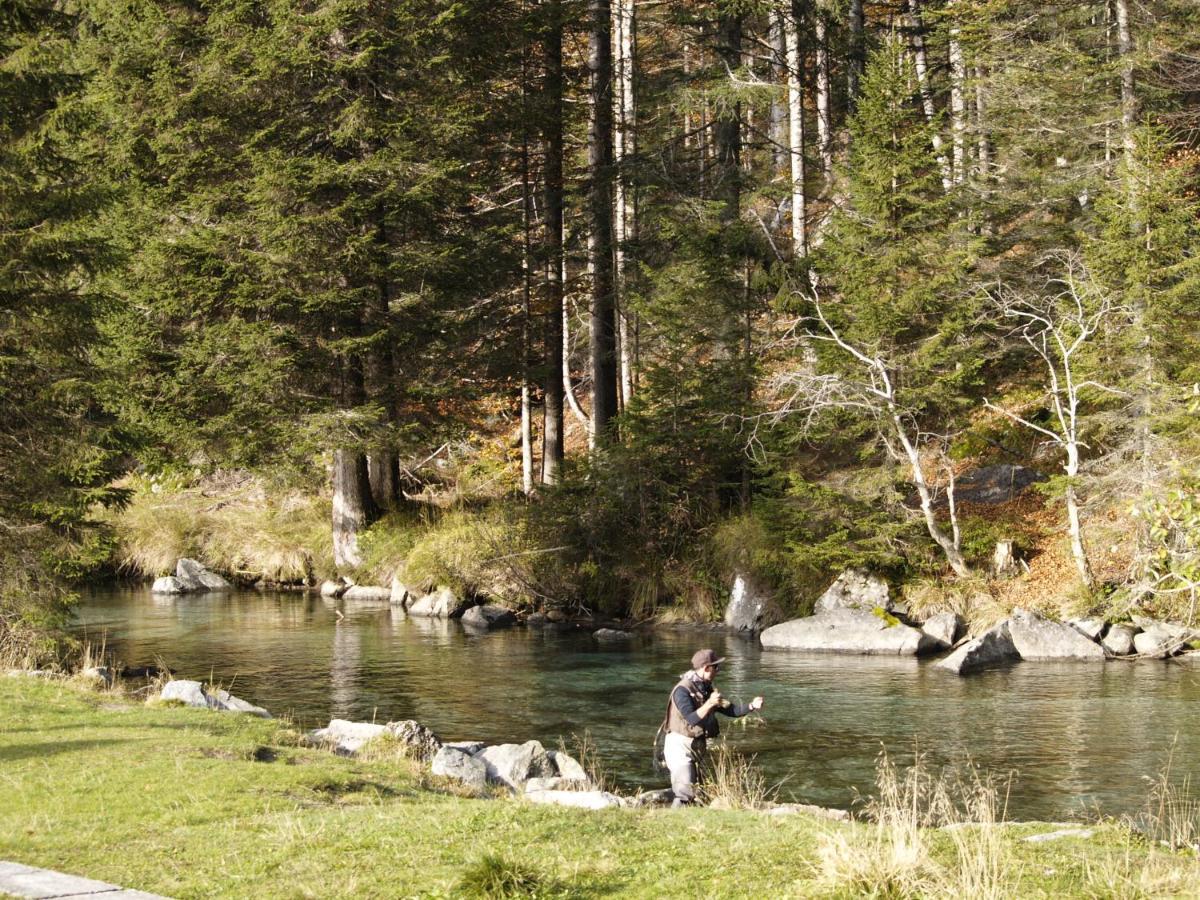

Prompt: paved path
[{"left": 0, "top": 862, "right": 170, "bottom": 899}]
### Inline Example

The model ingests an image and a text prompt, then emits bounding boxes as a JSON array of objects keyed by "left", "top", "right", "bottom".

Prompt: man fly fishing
[{"left": 657, "top": 648, "right": 764, "bottom": 807}]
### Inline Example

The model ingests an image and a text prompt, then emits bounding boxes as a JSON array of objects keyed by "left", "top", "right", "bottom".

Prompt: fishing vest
[{"left": 664, "top": 675, "right": 715, "bottom": 740}]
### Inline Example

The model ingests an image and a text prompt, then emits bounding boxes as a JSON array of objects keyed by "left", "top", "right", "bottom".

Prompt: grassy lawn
[{"left": 1, "top": 677, "right": 1197, "bottom": 899}]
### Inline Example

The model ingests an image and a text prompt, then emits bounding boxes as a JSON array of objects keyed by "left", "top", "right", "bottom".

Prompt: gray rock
[
  {"left": 724, "top": 572, "right": 784, "bottom": 632},
  {"left": 814, "top": 569, "right": 892, "bottom": 615},
  {"left": 408, "top": 586, "right": 473, "bottom": 619},
  {"left": 525, "top": 776, "right": 589, "bottom": 792},
  {"left": 445, "top": 740, "right": 486, "bottom": 756},
  {"left": 524, "top": 789, "right": 623, "bottom": 810},
  {"left": 160, "top": 679, "right": 213, "bottom": 708},
  {"left": 629, "top": 788, "right": 676, "bottom": 807},
  {"left": 390, "top": 576, "right": 413, "bottom": 607},
  {"left": 210, "top": 688, "right": 272, "bottom": 718},
  {"left": 921, "top": 612, "right": 964, "bottom": 648},
  {"left": 526, "top": 612, "right": 549, "bottom": 626},
  {"left": 766, "top": 803, "right": 852, "bottom": 821},
  {"left": 342, "top": 585, "right": 393, "bottom": 602},
  {"left": 477, "top": 740, "right": 555, "bottom": 790},
  {"left": 1022, "top": 828, "right": 1095, "bottom": 843},
  {"left": 593, "top": 628, "right": 632, "bottom": 642},
  {"left": 431, "top": 746, "right": 488, "bottom": 793},
  {"left": 953, "top": 464, "right": 1046, "bottom": 504},
  {"left": 935, "top": 622, "right": 1020, "bottom": 675},
  {"left": 547, "top": 749, "right": 590, "bottom": 782},
  {"left": 1102, "top": 624, "right": 1137, "bottom": 656},
  {"left": 1008, "top": 609, "right": 1106, "bottom": 660},
  {"left": 151, "top": 576, "right": 189, "bottom": 594},
  {"left": 80, "top": 665, "right": 112, "bottom": 686},
  {"left": 385, "top": 719, "right": 442, "bottom": 761},
  {"left": 307, "top": 719, "right": 389, "bottom": 755},
  {"left": 1069, "top": 618, "right": 1107, "bottom": 641},
  {"left": 1134, "top": 630, "right": 1174, "bottom": 659},
  {"left": 177, "top": 558, "right": 232, "bottom": 591},
  {"left": 320, "top": 580, "right": 348, "bottom": 598},
  {"left": 1132, "top": 616, "right": 1197, "bottom": 646},
  {"left": 462, "top": 604, "right": 518, "bottom": 629},
  {"left": 760, "top": 607, "right": 938, "bottom": 656}
]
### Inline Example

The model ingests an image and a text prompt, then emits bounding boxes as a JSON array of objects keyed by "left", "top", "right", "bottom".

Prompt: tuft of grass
[
  {"left": 903, "top": 576, "right": 1009, "bottom": 635},
  {"left": 1129, "top": 742, "right": 1200, "bottom": 852},
  {"left": 455, "top": 854, "right": 546, "bottom": 899},
  {"left": 700, "top": 742, "right": 776, "bottom": 810},
  {"left": 557, "top": 730, "right": 610, "bottom": 793}
]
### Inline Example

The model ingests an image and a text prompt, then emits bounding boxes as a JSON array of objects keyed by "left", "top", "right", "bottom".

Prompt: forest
[{"left": 3, "top": 0, "right": 1200, "bottom": 663}]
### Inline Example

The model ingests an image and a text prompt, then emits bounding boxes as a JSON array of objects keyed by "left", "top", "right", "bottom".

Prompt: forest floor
[{"left": 3, "top": 677, "right": 1198, "bottom": 899}]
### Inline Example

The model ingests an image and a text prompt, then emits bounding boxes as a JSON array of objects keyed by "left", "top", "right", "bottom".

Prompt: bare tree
[
  {"left": 983, "top": 253, "right": 1128, "bottom": 590},
  {"left": 765, "top": 286, "right": 971, "bottom": 577}
]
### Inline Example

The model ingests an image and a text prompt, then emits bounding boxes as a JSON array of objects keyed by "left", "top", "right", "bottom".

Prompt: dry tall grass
[
  {"left": 814, "top": 751, "right": 1016, "bottom": 899},
  {"left": 700, "top": 741, "right": 777, "bottom": 810}
]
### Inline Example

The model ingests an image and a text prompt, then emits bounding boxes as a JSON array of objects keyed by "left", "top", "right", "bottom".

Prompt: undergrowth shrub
[{"left": 456, "top": 854, "right": 546, "bottom": 899}]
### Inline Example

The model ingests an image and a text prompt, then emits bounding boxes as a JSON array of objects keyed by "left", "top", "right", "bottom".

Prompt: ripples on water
[{"left": 74, "top": 585, "right": 1200, "bottom": 821}]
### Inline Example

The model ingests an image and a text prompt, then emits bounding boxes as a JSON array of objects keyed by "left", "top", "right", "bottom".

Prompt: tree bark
[
  {"left": 521, "top": 61, "right": 535, "bottom": 496},
  {"left": 613, "top": 0, "right": 636, "bottom": 409},
  {"left": 588, "top": 0, "right": 619, "bottom": 442},
  {"left": 542, "top": 0, "right": 565, "bottom": 484},
  {"left": 847, "top": 0, "right": 864, "bottom": 112},
  {"left": 783, "top": 0, "right": 807, "bottom": 255},
  {"left": 333, "top": 448, "right": 375, "bottom": 570},
  {"left": 365, "top": 229, "right": 398, "bottom": 511},
  {"left": 906, "top": 0, "right": 952, "bottom": 191},
  {"left": 894, "top": 414, "right": 971, "bottom": 578},
  {"left": 815, "top": 8, "right": 833, "bottom": 184},
  {"left": 714, "top": 7, "right": 742, "bottom": 222},
  {"left": 769, "top": 12, "right": 788, "bottom": 176},
  {"left": 1064, "top": 442, "right": 1095, "bottom": 588},
  {"left": 948, "top": 2, "right": 966, "bottom": 183}
]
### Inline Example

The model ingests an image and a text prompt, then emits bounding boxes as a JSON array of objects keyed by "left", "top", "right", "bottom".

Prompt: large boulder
[
  {"left": 320, "top": 579, "right": 350, "bottom": 598},
  {"left": 935, "top": 622, "right": 1020, "bottom": 675},
  {"left": 176, "top": 558, "right": 232, "bottom": 591},
  {"left": 151, "top": 576, "right": 189, "bottom": 594},
  {"left": 477, "top": 740, "right": 555, "bottom": 791},
  {"left": 760, "top": 607, "right": 939, "bottom": 656},
  {"left": 386, "top": 720, "right": 442, "bottom": 761},
  {"left": 159, "top": 680, "right": 270, "bottom": 717},
  {"left": 390, "top": 577, "right": 413, "bottom": 608},
  {"left": 547, "top": 750, "right": 589, "bottom": 782},
  {"left": 407, "top": 587, "right": 473, "bottom": 619},
  {"left": 814, "top": 569, "right": 892, "bottom": 615},
  {"left": 341, "top": 585, "right": 392, "bottom": 602},
  {"left": 1133, "top": 630, "right": 1175, "bottom": 659},
  {"left": 1069, "top": 618, "right": 1107, "bottom": 641},
  {"left": 724, "top": 572, "right": 783, "bottom": 633},
  {"left": 1008, "top": 609, "right": 1106, "bottom": 661},
  {"left": 920, "top": 612, "right": 964, "bottom": 649},
  {"left": 524, "top": 789, "right": 623, "bottom": 810},
  {"left": 461, "top": 604, "right": 518, "bottom": 630},
  {"left": 307, "top": 719, "right": 389, "bottom": 755},
  {"left": 1102, "top": 624, "right": 1137, "bottom": 656},
  {"left": 431, "top": 746, "right": 488, "bottom": 793}
]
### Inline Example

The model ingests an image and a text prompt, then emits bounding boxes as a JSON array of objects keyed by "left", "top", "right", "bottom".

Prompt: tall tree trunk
[
  {"left": 588, "top": 0, "right": 619, "bottom": 442},
  {"left": 948, "top": 2, "right": 966, "bottom": 183},
  {"left": 332, "top": 357, "right": 377, "bottom": 570},
  {"left": 770, "top": 12, "right": 788, "bottom": 176},
  {"left": 784, "top": 0, "right": 807, "bottom": 255},
  {"left": 542, "top": 0, "right": 565, "bottom": 484},
  {"left": 613, "top": 0, "right": 636, "bottom": 409},
  {"left": 893, "top": 414, "right": 971, "bottom": 578},
  {"left": 1064, "top": 441, "right": 1095, "bottom": 588},
  {"left": 815, "top": 8, "right": 833, "bottom": 184},
  {"left": 365, "top": 262, "right": 399, "bottom": 511},
  {"left": 714, "top": 8, "right": 742, "bottom": 222},
  {"left": 521, "top": 63, "right": 535, "bottom": 496},
  {"left": 974, "top": 64, "right": 990, "bottom": 181},
  {"left": 906, "top": 0, "right": 953, "bottom": 191},
  {"left": 847, "top": 0, "right": 864, "bottom": 113}
]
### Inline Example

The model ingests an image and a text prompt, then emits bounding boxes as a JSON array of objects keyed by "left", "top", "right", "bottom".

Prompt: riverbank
[{"left": 4, "top": 676, "right": 1198, "bottom": 898}]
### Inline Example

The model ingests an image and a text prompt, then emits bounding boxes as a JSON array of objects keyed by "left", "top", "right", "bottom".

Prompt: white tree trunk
[
  {"left": 783, "top": 2, "right": 807, "bottom": 256},
  {"left": 948, "top": 3, "right": 966, "bottom": 183},
  {"left": 906, "top": 0, "right": 952, "bottom": 191},
  {"left": 894, "top": 415, "right": 971, "bottom": 577},
  {"left": 613, "top": 0, "right": 636, "bottom": 409},
  {"left": 815, "top": 10, "right": 833, "bottom": 184},
  {"left": 1064, "top": 442, "right": 1094, "bottom": 588}
]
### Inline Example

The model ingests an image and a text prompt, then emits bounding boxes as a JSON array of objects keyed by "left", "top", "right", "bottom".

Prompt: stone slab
[{"left": 0, "top": 861, "right": 172, "bottom": 898}]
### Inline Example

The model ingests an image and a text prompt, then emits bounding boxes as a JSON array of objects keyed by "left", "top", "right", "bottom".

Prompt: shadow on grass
[{"left": 0, "top": 738, "right": 136, "bottom": 762}]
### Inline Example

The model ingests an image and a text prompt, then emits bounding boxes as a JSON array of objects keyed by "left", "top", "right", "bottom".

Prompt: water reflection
[{"left": 73, "top": 585, "right": 1200, "bottom": 821}]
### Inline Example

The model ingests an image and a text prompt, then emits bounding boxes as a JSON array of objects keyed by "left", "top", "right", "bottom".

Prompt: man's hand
[
  {"left": 702, "top": 690, "right": 722, "bottom": 712},
  {"left": 748, "top": 696, "right": 764, "bottom": 712}
]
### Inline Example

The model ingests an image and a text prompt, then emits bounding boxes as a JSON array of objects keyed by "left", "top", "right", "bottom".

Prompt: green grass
[{"left": 2, "top": 678, "right": 1198, "bottom": 898}]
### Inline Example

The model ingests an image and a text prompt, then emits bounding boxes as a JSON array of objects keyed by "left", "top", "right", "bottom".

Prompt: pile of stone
[
  {"left": 151, "top": 558, "right": 233, "bottom": 594},
  {"left": 159, "top": 679, "right": 271, "bottom": 717},
  {"left": 760, "top": 570, "right": 959, "bottom": 656}
]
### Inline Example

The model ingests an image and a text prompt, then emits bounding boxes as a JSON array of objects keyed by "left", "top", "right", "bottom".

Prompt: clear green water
[{"left": 75, "top": 585, "right": 1200, "bottom": 821}]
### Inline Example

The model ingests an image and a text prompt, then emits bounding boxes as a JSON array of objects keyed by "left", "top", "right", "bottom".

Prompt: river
[{"left": 73, "top": 585, "right": 1200, "bottom": 821}]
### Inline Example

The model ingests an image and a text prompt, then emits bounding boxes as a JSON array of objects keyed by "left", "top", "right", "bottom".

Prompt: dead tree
[
  {"left": 765, "top": 287, "right": 971, "bottom": 577},
  {"left": 983, "top": 253, "right": 1128, "bottom": 590}
]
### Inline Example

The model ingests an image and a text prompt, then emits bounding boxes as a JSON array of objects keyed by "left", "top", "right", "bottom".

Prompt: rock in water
[
  {"left": 408, "top": 587, "right": 473, "bottom": 618},
  {"left": 1102, "top": 624, "right": 1136, "bottom": 656},
  {"left": 592, "top": 628, "right": 631, "bottom": 642},
  {"left": 813, "top": 569, "right": 892, "bottom": 614},
  {"left": 461, "top": 604, "right": 518, "bottom": 630},
  {"left": 935, "top": 622, "right": 1020, "bottom": 675},
  {"left": 920, "top": 612, "right": 964, "bottom": 649},
  {"left": 151, "top": 576, "right": 188, "bottom": 594},
  {"left": 176, "top": 558, "right": 232, "bottom": 591},
  {"left": 1008, "top": 609, "right": 1105, "bottom": 660},
  {"left": 341, "top": 585, "right": 392, "bottom": 602},
  {"left": 724, "top": 572, "right": 783, "bottom": 632},
  {"left": 760, "top": 607, "right": 939, "bottom": 656}
]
